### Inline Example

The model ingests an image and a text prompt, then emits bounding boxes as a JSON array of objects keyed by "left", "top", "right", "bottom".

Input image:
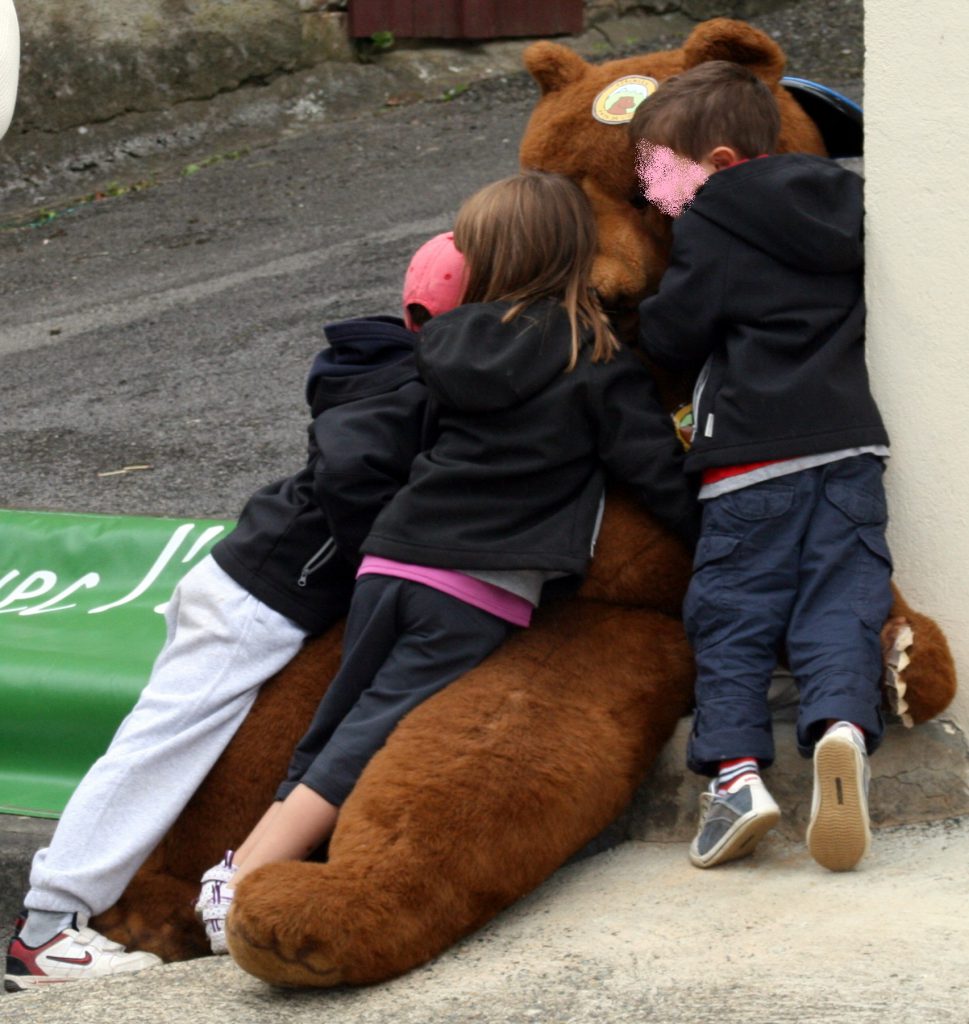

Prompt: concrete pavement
[
  {"left": 3, "top": 813, "right": 967, "bottom": 1023},
  {"left": 4, "top": 715, "right": 967, "bottom": 1021}
]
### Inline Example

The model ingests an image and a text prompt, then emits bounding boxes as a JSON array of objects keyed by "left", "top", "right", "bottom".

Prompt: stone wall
[{"left": 8, "top": 0, "right": 791, "bottom": 136}]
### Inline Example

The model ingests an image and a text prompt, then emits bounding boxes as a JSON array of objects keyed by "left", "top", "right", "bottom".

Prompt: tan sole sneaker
[{"left": 807, "top": 727, "right": 871, "bottom": 872}]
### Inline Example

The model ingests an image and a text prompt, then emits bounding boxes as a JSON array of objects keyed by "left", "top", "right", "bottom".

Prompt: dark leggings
[{"left": 276, "top": 574, "right": 512, "bottom": 805}]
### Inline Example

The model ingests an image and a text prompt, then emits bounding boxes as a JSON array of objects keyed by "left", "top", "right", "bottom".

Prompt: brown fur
[
  {"left": 519, "top": 19, "right": 825, "bottom": 306},
  {"left": 93, "top": 18, "right": 956, "bottom": 987},
  {"left": 229, "top": 601, "right": 695, "bottom": 985},
  {"left": 882, "top": 584, "right": 957, "bottom": 722}
]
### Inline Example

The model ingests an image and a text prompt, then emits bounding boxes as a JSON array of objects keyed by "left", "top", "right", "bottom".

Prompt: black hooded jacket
[
  {"left": 211, "top": 316, "right": 432, "bottom": 633},
  {"left": 362, "top": 299, "right": 699, "bottom": 575},
  {"left": 638, "top": 154, "right": 889, "bottom": 473}
]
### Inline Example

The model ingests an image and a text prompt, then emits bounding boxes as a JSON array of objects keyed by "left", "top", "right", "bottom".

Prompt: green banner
[{"left": 0, "top": 510, "right": 232, "bottom": 818}]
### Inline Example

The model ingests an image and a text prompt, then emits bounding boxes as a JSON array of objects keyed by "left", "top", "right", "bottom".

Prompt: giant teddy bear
[{"left": 92, "top": 18, "right": 956, "bottom": 986}]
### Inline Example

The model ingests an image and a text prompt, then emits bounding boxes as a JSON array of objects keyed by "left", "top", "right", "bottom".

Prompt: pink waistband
[{"left": 357, "top": 555, "right": 532, "bottom": 627}]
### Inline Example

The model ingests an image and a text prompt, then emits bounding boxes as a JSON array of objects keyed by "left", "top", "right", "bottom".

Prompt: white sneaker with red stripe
[{"left": 4, "top": 914, "right": 162, "bottom": 991}]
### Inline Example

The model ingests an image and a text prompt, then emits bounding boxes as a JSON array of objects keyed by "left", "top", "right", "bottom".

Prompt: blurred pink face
[{"left": 635, "top": 140, "right": 709, "bottom": 218}]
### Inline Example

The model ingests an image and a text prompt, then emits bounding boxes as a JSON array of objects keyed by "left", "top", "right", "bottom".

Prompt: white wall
[{"left": 865, "top": 1, "right": 967, "bottom": 728}]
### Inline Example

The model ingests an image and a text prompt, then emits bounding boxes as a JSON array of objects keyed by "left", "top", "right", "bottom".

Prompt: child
[
  {"left": 4, "top": 232, "right": 466, "bottom": 991},
  {"left": 633, "top": 61, "right": 892, "bottom": 872},
  {"left": 195, "top": 171, "right": 700, "bottom": 952}
]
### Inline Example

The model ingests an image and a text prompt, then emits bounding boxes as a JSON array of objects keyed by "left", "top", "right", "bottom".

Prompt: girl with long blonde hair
[{"left": 195, "top": 172, "right": 698, "bottom": 945}]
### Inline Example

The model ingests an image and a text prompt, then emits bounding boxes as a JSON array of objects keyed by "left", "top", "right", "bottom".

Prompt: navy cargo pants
[{"left": 685, "top": 454, "right": 892, "bottom": 775}]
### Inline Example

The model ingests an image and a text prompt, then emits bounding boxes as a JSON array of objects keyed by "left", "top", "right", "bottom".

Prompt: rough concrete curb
[
  {"left": 11, "top": 2, "right": 796, "bottom": 136},
  {"left": 4, "top": 712, "right": 965, "bottom": 959},
  {"left": 629, "top": 715, "right": 969, "bottom": 843},
  {"left": 0, "top": 0, "right": 866, "bottom": 211},
  {"left": 4, "top": 815, "right": 968, "bottom": 1022},
  {"left": 0, "top": 817, "right": 54, "bottom": 953},
  {"left": 1, "top": 10, "right": 698, "bottom": 207}
]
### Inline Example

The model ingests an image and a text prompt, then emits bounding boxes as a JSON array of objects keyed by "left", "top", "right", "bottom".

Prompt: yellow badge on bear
[
  {"left": 591, "top": 75, "right": 659, "bottom": 125},
  {"left": 672, "top": 402, "right": 694, "bottom": 451}
]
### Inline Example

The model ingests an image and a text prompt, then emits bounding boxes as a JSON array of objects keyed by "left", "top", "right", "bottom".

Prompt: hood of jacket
[
  {"left": 417, "top": 299, "right": 573, "bottom": 413},
  {"left": 690, "top": 153, "right": 863, "bottom": 274},
  {"left": 306, "top": 316, "right": 414, "bottom": 398}
]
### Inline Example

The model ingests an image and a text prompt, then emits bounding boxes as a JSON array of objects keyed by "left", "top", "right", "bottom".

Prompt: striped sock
[{"left": 716, "top": 757, "right": 760, "bottom": 794}]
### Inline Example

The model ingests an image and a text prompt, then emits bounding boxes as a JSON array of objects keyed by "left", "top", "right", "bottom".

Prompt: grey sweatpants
[{"left": 26, "top": 555, "right": 307, "bottom": 919}]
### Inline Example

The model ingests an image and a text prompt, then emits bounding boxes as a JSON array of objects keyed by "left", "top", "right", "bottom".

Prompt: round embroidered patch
[{"left": 591, "top": 75, "right": 659, "bottom": 125}]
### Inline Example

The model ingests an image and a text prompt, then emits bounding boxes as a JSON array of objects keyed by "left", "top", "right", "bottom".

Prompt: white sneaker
[
  {"left": 5, "top": 916, "right": 162, "bottom": 991},
  {"left": 195, "top": 850, "right": 237, "bottom": 913},
  {"left": 195, "top": 851, "right": 237, "bottom": 955},
  {"left": 807, "top": 722, "right": 871, "bottom": 871}
]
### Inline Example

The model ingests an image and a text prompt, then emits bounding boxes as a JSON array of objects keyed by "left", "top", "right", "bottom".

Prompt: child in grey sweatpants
[{"left": 4, "top": 232, "right": 466, "bottom": 992}]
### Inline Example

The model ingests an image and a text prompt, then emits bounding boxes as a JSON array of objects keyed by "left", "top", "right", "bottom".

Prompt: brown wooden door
[{"left": 348, "top": 0, "right": 583, "bottom": 39}]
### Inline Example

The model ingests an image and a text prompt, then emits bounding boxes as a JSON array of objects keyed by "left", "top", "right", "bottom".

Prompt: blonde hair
[{"left": 453, "top": 172, "right": 618, "bottom": 370}]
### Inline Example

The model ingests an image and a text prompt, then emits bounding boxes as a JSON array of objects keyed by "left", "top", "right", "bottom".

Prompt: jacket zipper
[
  {"left": 692, "top": 356, "right": 714, "bottom": 440},
  {"left": 297, "top": 537, "right": 337, "bottom": 588},
  {"left": 589, "top": 492, "right": 606, "bottom": 556}
]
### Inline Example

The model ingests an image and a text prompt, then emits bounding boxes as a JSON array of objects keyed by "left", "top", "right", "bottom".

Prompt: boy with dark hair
[
  {"left": 634, "top": 61, "right": 892, "bottom": 872},
  {"left": 5, "top": 233, "right": 466, "bottom": 990}
]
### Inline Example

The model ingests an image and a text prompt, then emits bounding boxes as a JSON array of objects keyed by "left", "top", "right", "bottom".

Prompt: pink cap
[{"left": 402, "top": 231, "right": 466, "bottom": 331}]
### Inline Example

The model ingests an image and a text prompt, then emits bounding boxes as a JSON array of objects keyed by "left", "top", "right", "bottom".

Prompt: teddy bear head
[{"left": 519, "top": 18, "right": 828, "bottom": 308}]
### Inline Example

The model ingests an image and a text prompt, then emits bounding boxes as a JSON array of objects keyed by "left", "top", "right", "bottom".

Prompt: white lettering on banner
[
  {"left": 0, "top": 523, "right": 226, "bottom": 617},
  {"left": 88, "top": 523, "right": 196, "bottom": 614},
  {"left": 151, "top": 524, "right": 229, "bottom": 616},
  {"left": 180, "top": 526, "right": 225, "bottom": 565},
  {"left": 0, "top": 571, "right": 59, "bottom": 612},
  {"left": 19, "top": 573, "right": 101, "bottom": 616}
]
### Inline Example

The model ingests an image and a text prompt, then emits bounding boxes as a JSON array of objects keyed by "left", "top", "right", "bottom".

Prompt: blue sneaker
[{"left": 689, "top": 775, "right": 780, "bottom": 868}]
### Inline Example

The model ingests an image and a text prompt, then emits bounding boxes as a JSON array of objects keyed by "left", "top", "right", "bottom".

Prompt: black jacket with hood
[
  {"left": 637, "top": 153, "right": 889, "bottom": 473},
  {"left": 362, "top": 299, "right": 699, "bottom": 576},
  {"left": 211, "top": 316, "right": 432, "bottom": 634}
]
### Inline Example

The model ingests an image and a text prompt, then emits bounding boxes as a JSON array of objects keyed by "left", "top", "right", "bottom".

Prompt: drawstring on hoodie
[{"left": 297, "top": 537, "right": 337, "bottom": 587}]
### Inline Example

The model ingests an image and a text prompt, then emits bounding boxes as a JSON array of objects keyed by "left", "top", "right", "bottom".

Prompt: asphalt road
[
  {"left": 0, "top": 96, "right": 523, "bottom": 518},
  {"left": 0, "top": 0, "right": 862, "bottom": 520}
]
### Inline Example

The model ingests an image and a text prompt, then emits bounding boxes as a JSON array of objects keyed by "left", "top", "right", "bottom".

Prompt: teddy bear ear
[
  {"left": 523, "top": 41, "right": 589, "bottom": 95},
  {"left": 681, "top": 17, "right": 786, "bottom": 86}
]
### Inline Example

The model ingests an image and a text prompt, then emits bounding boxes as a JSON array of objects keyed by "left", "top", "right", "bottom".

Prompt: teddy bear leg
[
  {"left": 226, "top": 602, "right": 696, "bottom": 988},
  {"left": 881, "top": 583, "right": 957, "bottom": 725},
  {"left": 90, "top": 864, "right": 207, "bottom": 962}
]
